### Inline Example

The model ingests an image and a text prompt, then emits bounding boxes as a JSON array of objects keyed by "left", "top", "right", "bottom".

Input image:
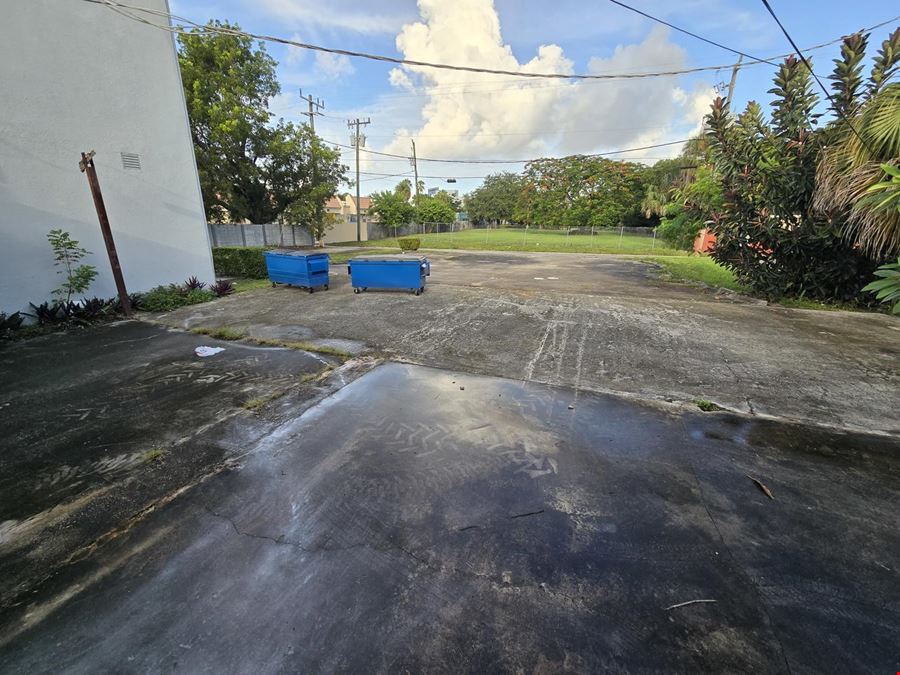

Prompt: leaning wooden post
[{"left": 79, "top": 151, "right": 131, "bottom": 315}]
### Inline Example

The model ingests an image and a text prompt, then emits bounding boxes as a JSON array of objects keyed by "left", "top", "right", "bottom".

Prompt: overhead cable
[{"left": 86, "top": 0, "right": 899, "bottom": 82}]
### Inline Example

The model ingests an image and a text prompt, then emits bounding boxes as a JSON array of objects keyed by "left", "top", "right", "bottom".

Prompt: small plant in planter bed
[
  {"left": 211, "top": 279, "right": 235, "bottom": 297},
  {"left": 1, "top": 312, "right": 25, "bottom": 339},
  {"left": 183, "top": 275, "right": 207, "bottom": 290},
  {"left": 141, "top": 284, "right": 215, "bottom": 312},
  {"left": 398, "top": 237, "right": 421, "bottom": 252}
]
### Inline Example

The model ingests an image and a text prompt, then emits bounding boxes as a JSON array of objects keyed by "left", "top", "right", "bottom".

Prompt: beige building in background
[{"left": 321, "top": 194, "right": 379, "bottom": 243}]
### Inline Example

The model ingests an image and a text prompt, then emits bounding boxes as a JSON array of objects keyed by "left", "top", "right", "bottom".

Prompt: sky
[{"left": 166, "top": 0, "right": 897, "bottom": 197}]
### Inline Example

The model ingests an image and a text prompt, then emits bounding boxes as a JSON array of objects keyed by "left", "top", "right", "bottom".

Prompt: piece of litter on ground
[
  {"left": 746, "top": 475, "right": 774, "bottom": 499},
  {"left": 195, "top": 346, "right": 225, "bottom": 357},
  {"left": 568, "top": 404, "right": 575, "bottom": 410},
  {"left": 665, "top": 599, "right": 717, "bottom": 611},
  {"left": 548, "top": 276, "right": 559, "bottom": 280},
  {"left": 459, "top": 385, "right": 465, "bottom": 390},
  {"left": 533, "top": 277, "right": 545, "bottom": 280}
]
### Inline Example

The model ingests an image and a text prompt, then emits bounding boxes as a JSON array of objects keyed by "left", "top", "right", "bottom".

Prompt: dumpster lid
[
  {"left": 265, "top": 249, "right": 329, "bottom": 258},
  {"left": 350, "top": 255, "right": 428, "bottom": 263}
]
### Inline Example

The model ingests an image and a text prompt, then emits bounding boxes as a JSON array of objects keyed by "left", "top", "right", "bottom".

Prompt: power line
[
  {"left": 758, "top": 0, "right": 872, "bottom": 151},
  {"left": 85, "top": 0, "right": 896, "bottom": 82},
  {"left": 323, "top": 138, "right": 691, "bottom": 164},
  {"left": 85, "top": 0, "right": 735, "bottom": 79},
  {"left": 608, "top": 0, "right": 779, "bottom": 66}
]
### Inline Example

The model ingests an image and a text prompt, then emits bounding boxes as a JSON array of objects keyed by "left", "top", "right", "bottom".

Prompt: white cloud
[
  {"left": 380, "top": 0, "right": 712, "bottom": 165},
  {"left": 388, "top": 68, "right": 415, "bottom": 92},
  {"left": 314, "top": 52, "right": 355, "bottom": 78}
]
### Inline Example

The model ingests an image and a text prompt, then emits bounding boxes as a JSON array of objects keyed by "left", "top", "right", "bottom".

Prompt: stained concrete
[
  {"left": 2, "top": 363, "right": 899, "bottom": 673},
  {"left": 155, "top": 249, "right": 900, "bottom": 435},
  {"left": 0, "top": 321, "right": 349, "bottom": 610}
]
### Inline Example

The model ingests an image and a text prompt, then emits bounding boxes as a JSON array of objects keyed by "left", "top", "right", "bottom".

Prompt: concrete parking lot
[
  {"left": 1, "top": 251, "right": 898, "bottom": 673},
  {"left": 161, "top": 250, "right": 899, "bottom": 435}
]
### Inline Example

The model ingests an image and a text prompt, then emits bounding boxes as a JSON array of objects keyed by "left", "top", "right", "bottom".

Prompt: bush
[
  {"left": 398, "top": 237, "right": 421, "bottom": 252},
  {"left": 862, "top": 256, "right": 900, "bottom": 314},
  {"left": 656, "top": 205, "right": 702, "bottom": 251},
  {"left": 212, "top": 247, "right": 268, "bottom": 278},
  {"left": 211, "top": 279, "right": 235, "bottom": 297},
  {"left": 141, "top": 285, "right": 215, "bottom": 312},
  {"left": 0, "top": 312, "right": 25, "bottom": 339}
]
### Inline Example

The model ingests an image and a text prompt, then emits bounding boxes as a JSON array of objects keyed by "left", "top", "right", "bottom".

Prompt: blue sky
[{"left": 168, "top": 0, "right": 897, "bottom": 196}]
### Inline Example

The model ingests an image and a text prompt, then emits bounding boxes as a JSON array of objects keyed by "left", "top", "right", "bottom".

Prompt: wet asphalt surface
[
  {"left": 2, "top": 358, "right": 899, "bottom": 673},
  {"left": 0, "top": 322, "right": 334, "bottom": 614}
]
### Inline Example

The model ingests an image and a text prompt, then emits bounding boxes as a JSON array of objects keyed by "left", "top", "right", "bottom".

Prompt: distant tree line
[
  {"left": 369, "top": 181, "right": 459, "bottom": 228},
  {"left": 461, "top": 159, "right": 653, "bottom": 230}
]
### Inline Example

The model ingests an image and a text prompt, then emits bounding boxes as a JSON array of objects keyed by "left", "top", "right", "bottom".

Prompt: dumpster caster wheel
[
  {"left": 324, "top": 284, "right": 329, "bottom": 290},
  {"left": 353, "top": 288, "right": 360, "bottom": 294},
  {"left": 414, "top": 289, "right": 421, "bottom": 296},
  {"left": 308, "top": 287, "right": 314, "bottom": 294},
  {"left": 271, "top": 282, "right": 277, "bottom": 287}
]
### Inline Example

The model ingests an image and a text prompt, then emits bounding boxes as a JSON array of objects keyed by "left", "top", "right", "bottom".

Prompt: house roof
[{"left": 325, "top": 197, "right": 343, "bottom": 209}]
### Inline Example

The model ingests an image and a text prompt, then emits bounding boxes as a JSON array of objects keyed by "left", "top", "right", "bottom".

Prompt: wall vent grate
[{"left": 120, "top": 152, "right": 142, "bottom": 170}]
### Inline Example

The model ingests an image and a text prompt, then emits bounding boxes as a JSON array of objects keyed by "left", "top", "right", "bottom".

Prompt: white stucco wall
[{"left": 0, "top": 0, "right": 214, "bottom": 314}]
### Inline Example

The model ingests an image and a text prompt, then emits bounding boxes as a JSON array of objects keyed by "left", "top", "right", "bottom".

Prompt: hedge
[
  {"left": 212, "top": 247, "right": 268, "bottom": 279},
  {"left": 398, "top": 237, "right": 421, "bottom": 252}
]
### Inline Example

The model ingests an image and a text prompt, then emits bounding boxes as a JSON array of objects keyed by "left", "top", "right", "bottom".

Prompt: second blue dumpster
[
  {"left": 264, "top": 250, "right": 329, "bottom": 293},
  {"left": 348, "top": 256, "right": 430, "bottom": 295}
]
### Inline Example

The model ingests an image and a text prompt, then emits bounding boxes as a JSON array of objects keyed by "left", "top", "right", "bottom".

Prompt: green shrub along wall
[{"left": 212, "top": 247, "right": 268, "bottom": 279}]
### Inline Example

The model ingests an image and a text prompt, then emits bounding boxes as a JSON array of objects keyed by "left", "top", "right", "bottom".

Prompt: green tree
[
  {"left": 370, "top": 190, "right": 416, "bottom": 228},
  {"left": 415, "top": 194, "right": 456, "bottom": 224},
  {"left": 393, "top": 179, "right": 424, "bottom": 202},
  {"left": 47, "top": 229, "right": 97, "bottom": 302},
  {"left": 814, "top": 29, "right": 900, "bottom": 258},
  {"left": 705, "top": 55, "right": 876, "bottom": 302},
  {"left": 464, "top": 172, "right": 523, "bottom": 225},
  {"left": 518, "top": 156, "right": 646, "bottom": 229},
  {"left": 430, "top": 189, "right": 462, "bottom": 212},
  {"left": 178, "top": 22, "right": 345, "bottom": 225},
  {"left": 394, "top": 179, "right": 412, "bottom": 202}
]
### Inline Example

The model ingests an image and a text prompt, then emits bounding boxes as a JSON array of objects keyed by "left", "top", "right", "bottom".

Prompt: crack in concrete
[{"left": 193, "top": 499, "right": 596, "bottom": 607}]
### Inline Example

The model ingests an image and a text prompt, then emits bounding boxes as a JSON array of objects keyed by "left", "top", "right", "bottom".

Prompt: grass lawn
[
  {"left": 639, "top": 255, "right": 744, "bottom": 292},
  {"left": 232, "top": 278, "right": 272, "bottom": 293},
  {"left": 344, "top": 228, "right": 684, "bottom": 256}
]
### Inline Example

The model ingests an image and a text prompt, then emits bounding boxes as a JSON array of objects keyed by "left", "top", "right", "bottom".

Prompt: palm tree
[
  {"left": 641, "top": 184, "right": 667, "bottom": 219},
  {"left": 814, "top": 29, "right": 900, "bottom": 259}
]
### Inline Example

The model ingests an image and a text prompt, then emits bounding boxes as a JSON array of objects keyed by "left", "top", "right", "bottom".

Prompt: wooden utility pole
[
  {"left": 300, "top": 89, "right": 324, "bottom": 132},
  {"left": 79, "top": 151, "right": 131, "bottom": 315},
  {"left": 410, "top": 139, "right": 420, "bottom": 203},
  {"left": 726, "top": 55, "right": 743, "bottom": 107},
  {"left": 347, "top": 118, "right": 370, "bottom": 242},
  {"left": 302, "top": 91, "right": 326, "bottom": 243}
]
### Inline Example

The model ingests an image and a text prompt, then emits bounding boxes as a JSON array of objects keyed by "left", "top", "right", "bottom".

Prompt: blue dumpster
[
  {"left": 348, "top": 256, "right": 430, "bottom": 295},
  {"left": 264, "top": 250, "right": 329, "bottom": 293}
]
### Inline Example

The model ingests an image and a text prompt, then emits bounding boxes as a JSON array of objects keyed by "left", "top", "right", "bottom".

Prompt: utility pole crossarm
[{"left": 300, "top": 89, "right": 325, "bottom": 132}]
